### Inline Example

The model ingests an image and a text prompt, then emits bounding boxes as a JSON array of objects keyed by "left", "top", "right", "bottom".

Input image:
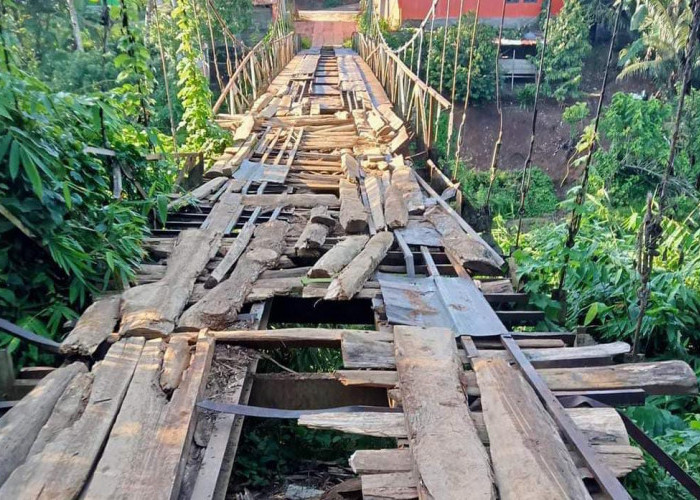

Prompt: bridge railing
[
  {"left": 212, "top": 32, "right": 300, "bottom": 116},
  {"left": 353, "top": 32, "right": 451, "bottom": 154}
]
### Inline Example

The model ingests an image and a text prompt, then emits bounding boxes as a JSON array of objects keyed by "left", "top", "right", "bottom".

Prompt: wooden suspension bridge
[{"left": 0, "top": 8, "right": 699, "bottom": 500}]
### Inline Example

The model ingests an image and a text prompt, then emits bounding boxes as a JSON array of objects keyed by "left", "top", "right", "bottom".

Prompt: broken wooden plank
[
  {"left": 383, "top": 183, "right": 408, "bottom": 229},
  {"left": 474, "top": 357, "right": 590, "bottom": 499},
  {"left": 478, "top": 341, "right": 631, "bottom": 366},
  {"left": 240, "top": 193, "right": 340, "bottom": 208},
  {"left": 178, "top": 221, "right": 288, "bottom": 330},
  {"left": 308, "top": 235, "right": 369, "bottom": 279},
  {"left": 295, "top": 206, "right": 332, "bottom": 255},
  {"left": 0, "top": 361, "right": 87, "bottom": 485},
  {"left": 212, "top": 328, "right": 386, "bottom": 348},
  {"left": 160, "top": 335, "right": 192, "bottom": 393},
  {"left": 59, "top": 295, "right": 120, "bottom": 357},
  {"left": 342, "top": 331, "right": 394, "bottom": 369},
  {"left": 0, "top": 338, "right": 144, "bottom": 499},
  {"left": 168, "top": 177, "right": 228, "bottom": 210},
  {"left": 325, "top": 231, "right": 394, "bottom": 300},
  {"left": 425, "top": 205, "right": 503, "bottom": 275},
  {"left": 120, "top": 229, "right": 221, "bottom": 338},
  {"left": 202, "top": 191, "right": 243, "bottom": 234},
  {"left": 394, "top": 325, "right": 494, "bottom": 499},
  {"left": 361, "top": 471, "right": 418, "bottom": 500}
]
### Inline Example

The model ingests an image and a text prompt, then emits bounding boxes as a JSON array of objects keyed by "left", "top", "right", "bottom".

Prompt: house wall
[{"left": 397, "top": 0, "right": 564, "bottom": 28}]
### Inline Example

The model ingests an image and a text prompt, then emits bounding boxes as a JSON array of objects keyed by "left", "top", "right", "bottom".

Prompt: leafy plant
[{"left": 562, "top": 101, "right": 590, "bottom": 142}]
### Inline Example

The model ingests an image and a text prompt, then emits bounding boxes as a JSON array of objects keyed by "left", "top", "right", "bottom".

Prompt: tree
[
  {"left": 538, "top": 0, "right": 592, "bottom": 102},
  {"left": 66, "top": 0, "right": 83, "bottom": 51},
  {"left": 618, "top": 0, "right": 697, "bottom": 89}
]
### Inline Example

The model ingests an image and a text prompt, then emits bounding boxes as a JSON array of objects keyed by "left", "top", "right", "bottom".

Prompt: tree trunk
[{"left": 66, "top": 0, "right": 84, "bottom": 52}]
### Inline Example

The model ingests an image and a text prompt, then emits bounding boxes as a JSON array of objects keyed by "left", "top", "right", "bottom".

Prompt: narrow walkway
[{"left": 0, "top": 47, "right": 695, "bottom": 500}]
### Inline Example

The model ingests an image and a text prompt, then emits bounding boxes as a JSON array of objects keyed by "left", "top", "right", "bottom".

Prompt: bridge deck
[{"left": 0, "top": 47, "right": 696, "bottom": 499}]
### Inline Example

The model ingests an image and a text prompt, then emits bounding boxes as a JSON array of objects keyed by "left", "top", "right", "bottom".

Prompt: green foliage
[
  {"left": 562, "top": 101, "right": 590, "bottom": 141},
  {"left": 595, "top": 92, "right": 698, "bottom": 211},
  {"left": 618, "top": 0, "right": 698, "bottom": 89},
  {"left": 172, "top": 1, "right": 228, "bottom": 159},
  {"left": 517, "top": 83, "right": 536, "bottom": 109},
  {"left": 536, "top": 0, "right": 592, "bottom": 101},
  {"left": 494, "top": 188, "right": 700, "bottom": 360},
  {"left": 457, "top": 167, "right": 559, "bottom": 219}
]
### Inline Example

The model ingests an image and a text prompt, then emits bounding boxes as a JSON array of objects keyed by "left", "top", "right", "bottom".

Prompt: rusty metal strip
[
  {"left": 501, "top": 334, "right": 632, "bottom": 499},
  {"left": 197, "top": 401, "right": 401, "bottom": 419}
]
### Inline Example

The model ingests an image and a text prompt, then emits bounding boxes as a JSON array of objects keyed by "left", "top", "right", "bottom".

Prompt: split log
[
  {"left": 383, "top": 184, "right": 408, "bottom": 229},
  {"left": 308, "top": 235, "right": 369, "bottom": 279},
  {"left": 391, "top": 167, "right": 424, "bottom": 214},
  {"left": 0, "top": 338, "right": 144, "bottom": 499},
  {"left": 160, "top": 336, "right": 192, "bottom": 393},
  {"left": 339, "top": 179, "right": 369, "bottom": 234},
  {"left": 309, "top": 205, "right": 335, "bottom": 227},
  {"left": 120, "top": 229, "right": 221, "bottom": 338},
  {"left": 393, "top": 326, "right": 495, "bottom": 499},
  {"left": 364, "top": 176, "right": 386, "bottom": 231},
  {"left": 0, "top": 361, "right": 87, "bottom": 486},
  {"left": 295, "top": 207, "right": 332, "bottom": 255},
  {"left": 59, "top": 295, "right": 120, "bottom": 357},
  {"left": 233, "top": 114, "right": 255, "bottom": 143},
  {"left": 425, "top": 205, "right": 502, "bottom": 275},
  {"left": 205, "top": 221, "right": 256, "bottom": 289},
  {"left": 178, "top": 221, "right": 288, "bottom": 330},
  {"left": 335, "top": 360, "right": 698, "bottom": 396},
  {"left": 325, "top": 232, "right": 394, "bottom": 300},
  {"left": 361, "top": 471, "right": 418, "bottom": 500},
  {"left": 474, "top": 357, "right": 590, "bottom": 499},
  {"left": 341, "top": 153, "right": 360, "bottom": 181}
]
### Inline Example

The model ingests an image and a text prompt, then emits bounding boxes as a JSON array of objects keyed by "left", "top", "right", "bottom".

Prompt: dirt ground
[
  {"left": 459, "top": 44, "right": 654, "bottom": 195},
  {"left": 295, "top": 21, "right": 357, "bottom": 46}
]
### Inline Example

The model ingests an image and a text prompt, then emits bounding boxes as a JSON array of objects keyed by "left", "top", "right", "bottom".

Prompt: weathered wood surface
[
  {"left": 179, "top": 221, "right": 288, "bottom": 330},
  {"left": 335, "top": 360, "right": 697, "bottom": 395},
  {"left": 308, "top": 235, "right": 369, "bottom": 278},
  {"left": 0, "top": 338, "right": 144, "bottom": 499},
  {"left": 394, "top": 326, "right": 494, "bottom": 499},
  {"left": 425, "top": 205, "right": 502, "bottom": 275},
  {"left": 342, "top": 331, "right": 394, "bottom": 369},
  {"left": 205, "top": 221, "right": 255, "bottom": 289},
  {"left": 120, "top": 229, "right": 220, "bottom": 337},
  {"left": 168, "top": 177, "right": 227, "bottom": 209},
  {"left": 361, "top": 471, "right": 419, "bottom": 500},
  {"left": 326, "top": 231, "right": 394, "bottom": 300},
  {"left": 474, "top": 357, "right": 590, "bottom": 499},
  {"left": 383, "top": 183, "right": 408, "bottom": 229},
  {"left": 0, "top": 361, "right": 87, "bottom": 485},
  {"left": 59, "top": 296, "right": 120, "bottom": 357},
  {"left": 341, "top": 152, "right": 360, "bottom": 181},
  {"left": 339, "top": 178, "right": 369, "bottom": 233},
  {"left": 213, "top": 328, "right": 387, "bottom": 348},
  {"left": 295, "top": 207, "right": 331, "bottom": 254},
  {"left": 160, "top": 335, "right": 192, "bottom": 393},
  {"left": 478, "top": 341, "right": 631, "bottom": 365},
  {"left": 240, "top": 193, "right": 340, "bottom": 208},
  {"left": 202, "top": 191, "right": 242, "bottom": 233},
  {"left": 365, "top": 175, "right": 386, "bottom": 231},
  {"left": 391, "top": 167, "right": 424, "bottom": 215}
]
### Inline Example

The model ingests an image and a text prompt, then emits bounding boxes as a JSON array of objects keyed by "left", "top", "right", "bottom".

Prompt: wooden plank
[
  {"left": 335, "top": 360, "right": 698, "bottom": 395},
  {"left": 179, "top": 221, "right": 288, "bottom": 330},
  {"left": 394, "top": 326, "right": 494, "bottom": 499},
  {"left": 425, "top": 205, "right": 502, "bottom": 275},
  {"left": 205, "top": 221, "right": 255, "bottom": 289},
  {"left": 361, "top": 471, "right": 419, "bottom": 500},
  {"left": 365, "top": 175, "right": 386, "bottom": 231},
  {"left": 240, "top": 193, "right": 340, "bottom": 208},
  {"left": 120, "top": 229, "right": 220, "bottom": 337},
  {"left": 0, "top": 362, "right": 87, "bottom": 485},
  {"left": 478, "top": 341, "right": 631, "bottom": 366},
  {"left": 202, "top": 191, "right": 243, "bottom": 234},
  {"left": 474, "top": 357, "right": 590, "bottom": 499},
  {"left": 160, "top": 336, "right": 192, "bottom": 392},
  {"left": 341, "top": 331, "right": 394, "bottom": 369},
  {"left": 339, "top": 178, "right": 369, "bottom": 233},
  {"left": 391, "top": 167, "right": 424, "bottom": 215},
  {"left": 384, "top": 183, "right": 408, "bottom": 229},
  {"left": 0, "top": 338, "right": 145, "bottom": 499},
  {"left": 325, "top": 232, "right": 394, "bottom": 300},
  {"left": 59, "top": 296, "right": 120, "bottom": 357},
  {"left": 212, "top": 328, "right": 385, "bottom": 348},
  {"left": 308, "top": 235, "right": 369, "bottom": 279},
  {"left": 295, "top": 206, "right": 331, "bottom": 255}
]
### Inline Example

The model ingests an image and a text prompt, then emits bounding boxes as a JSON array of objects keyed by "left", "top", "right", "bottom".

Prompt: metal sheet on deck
[
  {"left": 235, "top": 160, "right": 290, "bottom": 184},
  {"left": 377, "top": 273, "right": 505, "bottom": 336}
]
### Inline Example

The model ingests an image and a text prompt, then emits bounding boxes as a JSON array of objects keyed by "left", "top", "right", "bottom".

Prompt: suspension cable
[
  {"left": 631, "top": 0, "right": 700, "bottom": 357},
  {"left": 425, "top": 4, "right": 437, "bottom": 85},
  {"left": 555, "top": 0, "right": 623, "bottom": 298},
  {"left": 445, "top": 0, "right": 466, "bottom": 162},
  {"left": 206, "top": 0, "right": 249, "bottom": 51},
  {"left": 485, "top": 0, "right": 508, "bottom": 211},
  {"left": 153, "top": 1, "right": 178, "bottom": 151},
  {"left": 453, "top": 0, "right": 482, "bottom": 180},
  {"left": 513, "top": 0, "right": 554, "bottom": 249}
]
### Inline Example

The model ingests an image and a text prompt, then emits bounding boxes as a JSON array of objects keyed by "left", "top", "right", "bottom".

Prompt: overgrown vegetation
[{"left": 0, "top": 0, "right": 253, "bottom": 366}]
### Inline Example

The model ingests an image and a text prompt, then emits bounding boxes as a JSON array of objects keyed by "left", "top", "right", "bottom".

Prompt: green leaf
[
  {"left": 8, "top": 140, "right": 20, "bottom": 179},
  {"left": 583, "top": 302, "right": 598, "bottom": 326},
  {"left": 19, "top": 147, "right": 43, "bottom": 198}
]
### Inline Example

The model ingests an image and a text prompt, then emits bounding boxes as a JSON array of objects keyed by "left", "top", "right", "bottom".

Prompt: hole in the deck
[{"left": 268, "top": 296, "right": 375, "bottom": 325}]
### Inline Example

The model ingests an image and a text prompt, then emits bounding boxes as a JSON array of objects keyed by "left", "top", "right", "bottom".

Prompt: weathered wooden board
[
  {"left": 0, "top": 338, "right": 144, "bottom": 499},
  {"left": 474, "top": 357, "right": 590, "bottom": 499},
  {"left": 394, "top": 326, "right": 494, "bottom": 499},
  {"left": 308, "top": 235, "right": 369, "bottom": 278},
  {"left": 339, "top": 179, "right": 369, "bottom": 233},
  {"left": 59, "top": 295, "right": 120, "bottom": 357},
  {"left": 120, "top": 229, "right": 220, "bottom": 337}
]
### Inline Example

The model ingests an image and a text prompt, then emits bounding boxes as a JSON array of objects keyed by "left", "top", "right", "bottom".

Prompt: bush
[{"left": 517, "top": 83, "right": 537, "bottom": 109}]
